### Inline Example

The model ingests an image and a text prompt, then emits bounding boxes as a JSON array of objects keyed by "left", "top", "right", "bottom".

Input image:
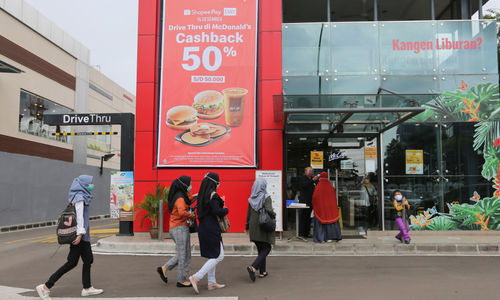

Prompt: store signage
[
  {"left": 341, "top": 160, "right": 354, "bottom": 170},
  {"left": 328, "top": 152, "right": 347, "bottom": 161},
  {"left": 406, "top": 149, "right": 424, "bottom": 174},
  {"left": 364, "top": 147, "right": 377, "bottom": 159},
  {"left": 392, "top": 37, "right": 483, "bottom": 54},
  {"left": 44, "top": 113, "right": 119, "bottom": 125},
  {"left": 110, "top": 171, "right": 134, "bottom": 221},
  {"left": 157, "top": 0, "right": 258, "bottom": 167},
  {"left": 311, "top": 151, "right": 324, "bottom": 169},
  {"left": 255, "top": 170, "right": 283, "bottom": 232}
]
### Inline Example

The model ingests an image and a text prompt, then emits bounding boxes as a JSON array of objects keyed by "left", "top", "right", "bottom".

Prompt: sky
[
  {"left": 23, "top": 0, "right": 500, "bottom": 96},
  {"left": 24, "top": 0, "right": 138, "bottom": 94}
]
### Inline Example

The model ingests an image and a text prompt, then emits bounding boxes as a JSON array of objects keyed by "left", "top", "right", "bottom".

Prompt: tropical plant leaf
[
  {"left": 425, "top": 216, "right": 459, "bottom": 231},
  {"left": 481, "top": 145, "right": 500, "bottom": 180},
  {"left": 473, "top": 121, "right": 500, "bottom": 151},
  {"left": 449, "top": 203, "right": 482, "bottom": 227},
  {"left": 135, "top": 183, "right": 169, "bottom": 228},
  {"left": 476, "top": 197, "right": 500, "bottom": 228}
]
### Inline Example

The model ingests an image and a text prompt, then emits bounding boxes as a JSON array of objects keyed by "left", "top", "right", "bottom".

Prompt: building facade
[
  {"left": 135, "top": 0, "right": 499, "bottom": 234},
  {"left": 0, "top": 1, "right": 136, "bottom": 170}
]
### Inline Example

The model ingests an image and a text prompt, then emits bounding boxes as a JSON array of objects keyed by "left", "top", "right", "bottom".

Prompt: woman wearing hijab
[
  {"left": 312, "top": 172, "right": 342, "bottom": 243},
  {"left": 245, "top": 178, "right": 276, "bottom": 282},
  {"left": 36, "top": 175, "right": 103, "bottom": 299},
  {"left": 157, "top": 176, "right": 195, "bottom": 288},
  {"left": 189, "top": 172, "right": 228, "bottom": 294}
]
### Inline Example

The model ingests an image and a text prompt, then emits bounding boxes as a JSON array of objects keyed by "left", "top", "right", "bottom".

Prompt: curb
[
  {"left": 0, "top": 215, "right": 110, "bottom": 233},
  {"left": 92, "top": 238, "right": 500, "bottom": 256}
]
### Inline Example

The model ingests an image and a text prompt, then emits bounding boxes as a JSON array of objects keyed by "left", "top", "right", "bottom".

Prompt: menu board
[
  {"left": 256, "top": 170, "right": 283, "bottom": 232},
  {"left": 110, "top": 171, "right": 134, "bottom": 220},
  {"left": 157, "top": 0, "right": 258, "bottom": 167}
]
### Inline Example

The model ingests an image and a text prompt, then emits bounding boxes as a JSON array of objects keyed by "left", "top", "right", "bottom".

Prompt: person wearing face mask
[
  {"left": 157, "top": 176, "right": 196, "bottom": 288},
  {"left": 298, "top": 167, "right": 319, "bottom": 238},
  {"left": 393, "top": 190, "right": 411, "bottom": 244},
  {"left": 189, "top": 172, "right": 228, "bottom": 294},
  {"left": 36, "top": 175, "right": 103, "bottom": 299}
]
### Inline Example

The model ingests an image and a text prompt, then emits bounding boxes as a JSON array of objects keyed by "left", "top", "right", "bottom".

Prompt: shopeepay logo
[{"left": 392, "top": 37, "right": 483, "bottom": 54}]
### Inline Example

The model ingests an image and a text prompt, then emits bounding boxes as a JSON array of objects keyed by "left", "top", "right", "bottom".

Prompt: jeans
[
  {"left": 46, "top": 241, "right": 93, "bottom": 289},
  {"left": 251, "top": 241, "right": 271, "bottom": 274},
  {"left": 193, "top": 242, "right": 224, "bottom": 284},
  {"left": 164, "top": 225, "right": 191, "bottom": 282}
]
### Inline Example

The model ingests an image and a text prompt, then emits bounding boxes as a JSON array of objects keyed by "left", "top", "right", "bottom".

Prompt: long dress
[{"left": 312, "top": 173, "right": 342, "bottom": 243}]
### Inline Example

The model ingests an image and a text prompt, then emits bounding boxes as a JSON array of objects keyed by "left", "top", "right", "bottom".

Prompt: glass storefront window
[
  {"left": 332, "top": 0, "right": 374, "bottom": 22},
  {"left": 378, "top": 0, "right": 432, "bottom": 21},
  {"left": 437, "top": 20, "right": 498, "bottom": 75},
  {"left": 18, "top": 90, "right": 72, "bottom": 143},
  {"left": 282, "top": 0, "right": 328, "bottom": 23},
  {"left": 331, "top": 22, "right": 379, "bottom": 75}
]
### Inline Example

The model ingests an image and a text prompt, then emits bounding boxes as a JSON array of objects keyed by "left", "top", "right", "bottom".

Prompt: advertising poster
[
  {"left": 405, "top": 149, "right": 424, "bottom": 174},
  {"left": 256, "top": 171, "right": 283, "bottom": 232},
  {"left": 110, "top": 171, "right": 134, "bottom": 221},
  {"left": 157, "top": 0, "right": 258, "bottom": 167},
  {"left": 311, "top": 151, "right": 324, "bottom": 169}
]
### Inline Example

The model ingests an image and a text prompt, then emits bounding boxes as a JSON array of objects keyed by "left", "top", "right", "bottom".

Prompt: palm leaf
[
  {"left": 473, "top": 121, "right": 500, "bottom": 151},
  {"left": 449, "top": 203, "right": 482, "bottom": 227},
  {"left": 425, "top": 216, "right": 459, "bottom": 231},
  {"left": 481, "top": 145, "right": 500, "bottom": 180}
]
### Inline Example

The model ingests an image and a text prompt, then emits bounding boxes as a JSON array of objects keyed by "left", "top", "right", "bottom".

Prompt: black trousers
[
  {"left": 299, "top": 207, "right": 313, "bottom": 237},
  {"left": 46, "top": 241, "right": 93, "bottom": 289},
  {"left": 251, "top": 241, "right": 271, "bottom": 274}
]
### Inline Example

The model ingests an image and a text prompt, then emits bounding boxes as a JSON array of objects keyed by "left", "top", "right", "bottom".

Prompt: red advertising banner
[{"left": 157, "top": 0, "right": 258, "bottom": 167}]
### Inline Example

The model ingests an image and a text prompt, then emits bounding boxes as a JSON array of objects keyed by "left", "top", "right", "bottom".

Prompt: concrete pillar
[{"left": 73, "top": 59, "right": 90, "bottom": 164}]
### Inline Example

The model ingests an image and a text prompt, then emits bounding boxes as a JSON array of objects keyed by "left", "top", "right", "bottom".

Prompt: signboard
[
  {"left": 311, "top": 151, "right": 324, "bottom": 169},
  {"left": 157, "top": 0, "right": 258, "bottom": 167},
  {"left": 110, "top": 171, "right": 134, "bottom": 220},
  {"left": 341, "top": 160, "right": 354, "bottom": 170},
  {"left": 364, "top": 146, "right": 377, "bottom": 159},
  {"left": 406, "top": 149, "right": 424, "bottom": 174},
  {"left": 255, "top": 170, "right": 283, "bottom": 232}
]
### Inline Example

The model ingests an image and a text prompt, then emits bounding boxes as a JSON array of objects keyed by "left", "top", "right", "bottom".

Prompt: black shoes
[
  {"left": 156, "top": 267, "right": 168, "bottom": 284},
  {"left": 247, "top": 266, "right": 256, "bottom": 282},
  {"left": 177, "top": 282, "right": 192, "bottom": 287}
]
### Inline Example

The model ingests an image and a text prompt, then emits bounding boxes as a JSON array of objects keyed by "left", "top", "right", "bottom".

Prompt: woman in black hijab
[
  {"left": 157, "top": 176, "right": 195, "bottom": 287},
  {"left": 189, "top": 172, "right": 228, "bottom": 294}
]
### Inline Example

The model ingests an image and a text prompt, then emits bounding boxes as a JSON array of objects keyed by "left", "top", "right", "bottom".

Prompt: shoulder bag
[
  {"left": 259, "top": 207, "right": 276, "bottom": 232},
  {"left": 211, "top": 192, "right": 230, "bottom": 233}
]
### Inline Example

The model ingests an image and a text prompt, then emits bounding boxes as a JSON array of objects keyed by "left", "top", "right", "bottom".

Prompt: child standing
[{"left": 393, "top": 190, "right": 411, "bottom": 244}]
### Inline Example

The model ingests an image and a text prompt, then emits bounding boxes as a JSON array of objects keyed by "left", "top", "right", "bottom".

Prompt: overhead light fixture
[{"left": 100, "top": 153, "right": 115, "bottom": 175}]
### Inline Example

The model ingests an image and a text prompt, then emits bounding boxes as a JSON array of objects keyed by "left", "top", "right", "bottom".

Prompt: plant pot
[{"left": 149, "top": 226, "right": 159, "bottom": 239}]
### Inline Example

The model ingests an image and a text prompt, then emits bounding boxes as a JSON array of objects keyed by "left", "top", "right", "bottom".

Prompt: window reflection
[{"left": 18, "top": 90, "right": 72, "bottom": 143}]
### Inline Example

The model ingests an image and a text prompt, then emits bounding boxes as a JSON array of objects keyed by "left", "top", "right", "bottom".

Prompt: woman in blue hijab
[{"left": 36, "top": 175, "right": 104, "bottom": 299}]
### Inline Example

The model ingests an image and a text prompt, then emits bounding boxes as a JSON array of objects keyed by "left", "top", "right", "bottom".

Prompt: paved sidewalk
[{"left": 93, "top": 230, "right": 500, "bottom": 256}]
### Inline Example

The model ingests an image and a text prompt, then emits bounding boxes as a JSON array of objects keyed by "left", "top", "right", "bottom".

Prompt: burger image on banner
[
  {"left": 192, "top": 90, "right": 224, "bottom": 119},
  {"left": 166, "top": 105, "right": 198, "bottom": 130}
]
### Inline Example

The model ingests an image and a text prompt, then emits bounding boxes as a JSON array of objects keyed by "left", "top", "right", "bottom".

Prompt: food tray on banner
[{"left": 174, "top": 122, "right": 231, "bottom": 147}]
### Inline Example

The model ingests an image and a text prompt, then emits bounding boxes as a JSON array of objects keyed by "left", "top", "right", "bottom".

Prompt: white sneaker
[
  {"left": 36, "top": 284, "right": 51, "bottom": 300},
  {"left": 81, "top": 287, "right": 104, "bottom": 296}
]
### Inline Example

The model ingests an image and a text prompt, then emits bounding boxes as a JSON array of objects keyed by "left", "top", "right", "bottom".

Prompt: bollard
[{"left": 158, "top": 200, "right": 163, "bottom": 240}]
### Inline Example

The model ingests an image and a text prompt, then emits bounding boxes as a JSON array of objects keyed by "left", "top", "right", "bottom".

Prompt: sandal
[
  {"left": 258, "top": 272, "right": 268, "bottom": 278},
  {"left": 156, "top": 267, "right": 168, "bottom": 284},
  {"left": 247, "top": 266, "right": 256, "bottom": 282}
]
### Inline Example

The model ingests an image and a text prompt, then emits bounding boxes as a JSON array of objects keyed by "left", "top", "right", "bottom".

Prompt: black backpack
[{"left": 56, "top": 195, "right": 77, "bottom": 245}]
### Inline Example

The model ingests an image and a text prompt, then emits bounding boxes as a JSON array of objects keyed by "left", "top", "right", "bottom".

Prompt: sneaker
[
  {"left": 36, "top": 284, "right": 51, "bottom": 300},
  {"left": 81, "top": 287, "right": 103, "bottom": 297},
  {"left": 208, "top": 283, "right": 226, "bottom": 291}
]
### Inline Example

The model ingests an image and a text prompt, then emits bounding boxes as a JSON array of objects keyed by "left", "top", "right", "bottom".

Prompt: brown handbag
[{"left": 211, "top": 192, "right": 230, "bottom": 232}]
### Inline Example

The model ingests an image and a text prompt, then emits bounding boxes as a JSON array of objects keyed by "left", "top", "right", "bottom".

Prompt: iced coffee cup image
[{"left": 222, "top": 87, "right": 248, "bottom": 127}]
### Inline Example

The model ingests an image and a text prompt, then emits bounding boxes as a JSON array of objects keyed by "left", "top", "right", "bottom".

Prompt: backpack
[{"left": 56, "top": 195, "right": 77, "bottom": 245}]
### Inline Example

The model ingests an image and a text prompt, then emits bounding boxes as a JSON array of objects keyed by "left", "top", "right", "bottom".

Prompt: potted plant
[{"left": 135, "top": 183, "right": 169, "bottom": 239}]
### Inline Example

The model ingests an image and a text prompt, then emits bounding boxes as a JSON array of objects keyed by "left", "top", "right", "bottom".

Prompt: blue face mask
[{"left": 87, "top": 184, "right": 94, "bottom": 191}]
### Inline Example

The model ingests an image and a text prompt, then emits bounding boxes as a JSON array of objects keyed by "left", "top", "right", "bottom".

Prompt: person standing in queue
[
  {"left": 189, "top": 172, "right": 228, "bottom": 294},
  {"left": 298, "top": 167, "right": 319, "bottom": 238},
  {"left": 245, "top": 178, "right": 276, "bottom": 281},
  {"left": 157, "top": 176, "right": 195, "bottom": 288},
  {"left": 312, "top": 172, "right": 342, "bottom": 243}
]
